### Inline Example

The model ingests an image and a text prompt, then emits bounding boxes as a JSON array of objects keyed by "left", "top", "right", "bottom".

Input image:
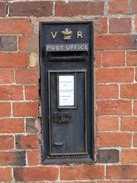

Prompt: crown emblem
[{"left": 61, "top": 28, "right": 72, "bottom": 40}]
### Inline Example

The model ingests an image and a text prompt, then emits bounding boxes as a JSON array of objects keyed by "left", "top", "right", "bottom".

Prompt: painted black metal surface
[{"left": 40, "top": 22, "right": 94, "bottom": 164}]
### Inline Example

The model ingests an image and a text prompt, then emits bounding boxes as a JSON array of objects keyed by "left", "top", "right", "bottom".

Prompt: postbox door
[{"left": 49, "top": 71, "right": 87, "bottom": 155}]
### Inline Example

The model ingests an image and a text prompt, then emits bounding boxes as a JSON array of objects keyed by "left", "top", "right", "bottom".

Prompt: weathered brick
[
  {"left": 0, "top": 103, "right": 11, "bottom": 117},
  {"left": 0, "top": 19, "right": 33, "bottom": 34},
  {"left": 27, "top": 150, "right": 39, "bottom": 165},
  {"left": 127, "top": 51, "right": 137, "bottom": 66},
  {"left": 13, "top": 102, "right": 38, "bottom": 117},
  {"left": 26, "top": 118, "right": 38, "bottom": 133},
  {"left": 16, "top": 69, "right": 38, "bottom": 84},
  {"left": 121, "top": 84, "right": 137, "bottom": 98},
  {"left": 25, "top": 86, "right": 38, "bottom": 100},
  {"left": 0, "top": 53, "right": 28, "bottom": 68},
  {"left": 95, "top": 18, "right": 107, "bottom": 34},
  {"left": 0, "top": 86, "right": 23, "bottom": 100},
  {"left": 0, "top": 136, "right": 14, "bottom": 150},
  {"left": 14, "top": 167, "right": 58, "bottom": 181},
  {"left": 95, "top": 35, "right": 137, "bottom": 51},
  {"left": 19, "top": 36, "right": 30, "bottom": 51},
  {"left": 98, "top": 149, "right": 119, "bottom": 163},
  {"left": 102, "top": 51, "right": 125, "bottom": 67},
  {"left": 0, "top": 70, "right": 14, "bottom": 84},
  {"left": 55, "top": 2, "right": 104, "bottom": 16},
  {"left": 0, "top": 36, "right": 17, "bottom": 51},
  {"left": 16, "top": 135, "right": 38, "bottom": 149},
  {"left": 132, "top": 0, "right": 137, "bottom": 14},
  {"left": 98, "top": 132, "right": 132, "bottom": 147},
  {"left": 0, "top": 118, "right": 24, "bottom": 133},
  {"left": 121, "top": 117, "right": 137, "bottom": 131},
  {"left": 0, "top": 168, "right": 12, "bottom": 182},
  {"left": 96, "top": 68, "right": 134, "bottom": 83},
  {"left": 97, "top": 100, "right": 132, "bottom": 115},
  {"left": 109, "top": 18, "right": 131, "bottom": 33},
  {"left": 0, "top": 151, "right": 25, "bottom": 166},
  {"left": 121, "top": 149, "right": 137, "bottom": 163},
  {"left": 97, "top": 84, "right": 119, "bottom": 99},
  {"left": 109, "top": 0, "right": 129, "bottom": 14},
  {"left": 60, "top": 165, "right": 104, "bottom": 180},
  {"left": 107, "top": 165, "right": 137, "bottom": 179},
  {"left": 9, "top": 1, "right": 52, "bottom": 17},
  {"left": 97, "top": 116, "right": 119, "bottom": 131},
  {"left": 133, "top": 133, "right": 137, "bottom": 146},
  {"left": 0, "top": 2, "right": 6, "bottom": 17}
]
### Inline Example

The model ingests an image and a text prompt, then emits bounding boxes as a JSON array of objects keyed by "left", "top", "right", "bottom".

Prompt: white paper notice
[{"left": 59, "top": 75, "right": 74, "bottom": 106}]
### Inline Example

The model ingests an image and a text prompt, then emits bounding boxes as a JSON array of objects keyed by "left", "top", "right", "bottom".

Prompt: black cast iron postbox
[{"left": 40, "top": 22, "right": 94, "bottom": 163}]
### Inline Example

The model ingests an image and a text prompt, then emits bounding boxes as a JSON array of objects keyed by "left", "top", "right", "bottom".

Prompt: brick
[
  {"left": 95, "top": 18, "right": 107, "bottom": 34},
  {"left": 97, "top": 100, "right": 132, "bottom": 115},
  {"left": 27, "top": 150, "right": 39, "bottom": 165},
  {"left": 98, "top": 149, "right": 119, "bottom": 163},
  {"left": 55, "top": 2, "right": 104, "bottom": 16},
  {"left": 0, "top": 19, "right": 33, "bottom": 34},
  {"left": 107, "top": 165, "right": 137, "bottom": 179},
  {"left": 109, "top": 0, "right": 129, "bottom": 14},
  {"left": 95, "top": 35, "right": 137, "bottom": 51},
  {"left": 9, "top": 1, "right": 52, "bottom": 17},
  {"left": 0, "top": 86, "right": 23, "bottom": 100},
  {"left": 97, "top": 84, "right": 119, "bottom": 99},
  {"left": 132, "top": 0, "right": 137, "bottom": 14},
  {"left": 0, "top": 70, "right": 14, "bottom": 84},
  {"left": 25, "top": 86, "right": 38, "bottom": 100},
  {"left": 97, "top": 116, "right": 119, "bottom": 131},
  {"left": 0, "top": 103, "right": 11, "bottom": 117},
  {"left": 60, "top": 165, "right": 104, "bottom": 180},
  {"left": 0, "top": 36, "right": 17, "bottom": 51},
  {"left": 133, "top": 133, "right": 137, "bottom": 146},
  {"left": 95, "top": 52, "right": 101, "bottom": 67},
  {"left": 127, "top": 51, "right": 137, "bottom": 66},
  {"left": 102, "top": 51, "right": 125, "bottom": 67},
  {"left": 19, "top": 36, "right": 30, "bottom": 51},
  {"left": 133, "top": 101, "right": 137, "bottom": 115},
  {"left": 0, "top": 2, "right": 6, "bottom": 17},
  {"left": 135, "top": 68, "right": 137, "bottom": 81},
  {"left": 98, "top": 132, "right": 132, "bottom": 147},
  {"left": 0, "top": 118, "right": 24, "bottom": 133},
  {"left": 16, "top": 135, "right": 38, "bottom": 149},
  {"left": 16, "top": 69, "right": 38, "bottom": 84},
  {"left": 121, "top": 149, "right": 137, "bottom": 163},
  {"left": 109, "top": 18, "right": 131, "bottom": 33},
  {"left": 26, "top": 118, "right": 38, "bottom": 133},
  {"left": 14, "top": 167, "right": 58, "bottom": 181},
  {"left": 0, "top": 151, "right": 25, "bottom": 166},
  {"left": 96, "top": 68, "right": 134, "bottom": 83},
  {"left": 121, "top": 117, "right": 137, "bottom": 131},
  {"left": 0, "top": 168, "right": 12, "bottom": 182},
  {"left": 121, "top": 84, "right": 137, "bottom": 98},
  {"left": 0, "top": 53, "right": 28, "bottom": 68},
  {"left": 135, "top": 16, "right": 137, "bottom": 32},
  {"left": 13, "top": 102, "right": 38, "bottom": 117},
  {"left": 0, "top": 136, "right": 14, "bottom": 150}
]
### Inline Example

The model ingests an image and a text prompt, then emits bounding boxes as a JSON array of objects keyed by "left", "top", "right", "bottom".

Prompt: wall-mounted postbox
[{"left": 40, "top": 22, "right": 94, "bottom": 163}]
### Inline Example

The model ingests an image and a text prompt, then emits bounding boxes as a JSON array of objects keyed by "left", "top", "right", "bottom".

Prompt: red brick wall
[{"left": 0, "top": 0, "right": 137, "bottom": 182}]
